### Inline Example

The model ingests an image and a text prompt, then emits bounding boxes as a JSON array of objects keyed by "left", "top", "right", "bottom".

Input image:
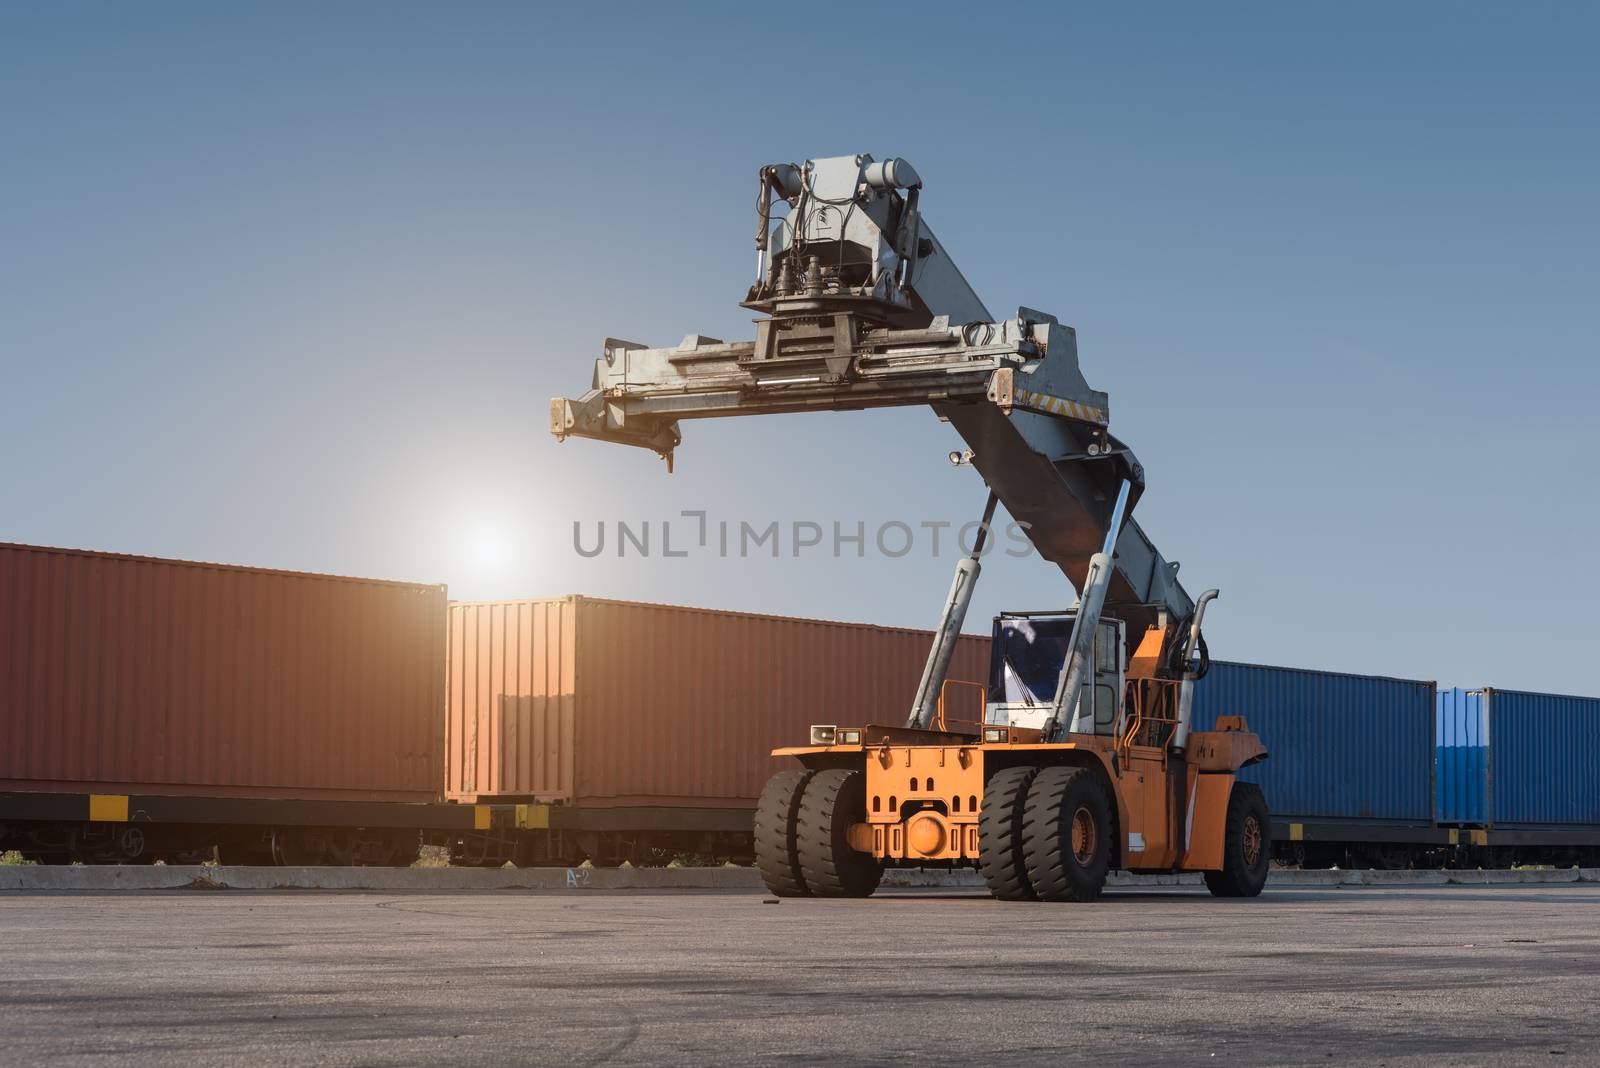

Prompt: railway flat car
[
  {"left": 0, "top": 541, "right": 456, "bottom": 863},
  {"left": 1190, "top": 661, "right": 1444, "bottom": 868},
  {"left": 1190, "top": 667, "right": 1600, "bottom": 868},
  {"left": 1435, "top": 687, "right": 1600, "bottom": 866},
  {"left": 0, "top": 545, "right": 993, "bottom": 866},
  {"left": 5, "top": 539, "right": 1599, "bottom": 868}
]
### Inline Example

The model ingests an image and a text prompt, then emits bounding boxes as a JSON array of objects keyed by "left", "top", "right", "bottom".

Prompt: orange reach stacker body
[
  {"left": 756, "top": 646, "right": 1270, "bottom": 902},
  {"left": 552, "top": 153, "right": 1273, "bottom": 901}
]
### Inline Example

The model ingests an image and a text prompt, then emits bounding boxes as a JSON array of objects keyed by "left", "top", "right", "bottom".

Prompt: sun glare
[{"left": 467, "top": 524, "right": 511, "bottom": 572}]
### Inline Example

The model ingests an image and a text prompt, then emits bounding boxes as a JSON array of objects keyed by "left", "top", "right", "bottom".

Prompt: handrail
[
  {"left": 936, "top": 679, "right": 987, "bottom": 734},
  {"left": 1117, "top": 678, "right": 1182, "bottom": 758}
]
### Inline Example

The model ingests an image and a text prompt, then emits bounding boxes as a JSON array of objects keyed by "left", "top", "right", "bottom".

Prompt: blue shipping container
[
  {"left": 1191, "top": 661, "right": 1435, "bottom": 824},
  {"left": 1435, "top": 689, "right": 1489, "bottom": 825},
  {"left": 1487, "top": 689, "right": 1600, "bottom": 828}
]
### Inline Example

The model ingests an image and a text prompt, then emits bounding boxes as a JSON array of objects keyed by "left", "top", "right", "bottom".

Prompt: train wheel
[
  {"left": 456, "top": 834, "right": 513, "bottom": 868},
  {"left": 754, "top": 769, "right": 813, "bottom": 897},
  {"left": 1023, "top": 766, "right": 1112, "bottom": 902},
  {"left": 979, "top": 766, "right": 1040, "bottom": 901},
  {"left": 270, "top": 829, "right": 322, "bottom": 866},
  {"left": 794, "top": 768, "right": 882, "bottom": 898},
  {"left": 1204, "top": 783, "right": 1271, "bottom": 898},
  {"left": 322, "top": 830, "right": 361, "bottom": 866},
  {"left": 114, "top": 827, "right": 150, "bottom": 864}
]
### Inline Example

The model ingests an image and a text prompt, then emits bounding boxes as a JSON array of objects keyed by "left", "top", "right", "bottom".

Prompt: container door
[{"left": 1435, "top": 688, "right": 1489, "bottom": 826}]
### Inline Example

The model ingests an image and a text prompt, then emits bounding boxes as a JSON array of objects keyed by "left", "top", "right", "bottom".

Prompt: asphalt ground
[{"left": 3, "top": 885, "right": 1598, "bottom": 1066}]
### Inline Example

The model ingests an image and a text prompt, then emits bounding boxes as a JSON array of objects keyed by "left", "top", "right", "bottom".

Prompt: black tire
[
  {"left": 795, "top": 768, "right": 883, "bottom": 898},
  {"left": 979, "top": 766, "right": 1040, "bottom": 901},
  {"left": 755, "top": 769, "right": 813, "bottom": 897},
  {"left": 1205, "top": 782, "right": 1271, "bottom": 898},
  {"left": 1023, "top": 766, "right": 1113, "bottom": 902}
]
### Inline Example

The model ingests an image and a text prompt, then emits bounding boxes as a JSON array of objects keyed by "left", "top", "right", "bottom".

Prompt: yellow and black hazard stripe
[{"left": 1015, "top": 388, "right": 1108, "bottom": 425}]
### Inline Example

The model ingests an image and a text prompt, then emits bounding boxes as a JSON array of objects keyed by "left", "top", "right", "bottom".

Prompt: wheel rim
[
  {"left": 1243, "top": 814, "right": 1263, "bottom": 868},
  {"left": 1070, "top": 805, "right": 1096, "bottom": 865}
]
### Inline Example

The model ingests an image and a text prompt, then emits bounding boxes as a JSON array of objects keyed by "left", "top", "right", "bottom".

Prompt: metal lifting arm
[
  {"left": 907, "top": 492, "right": 997, "bottom": 729},
  {"left": 1041, "top": 479, "right": 1132, "bottom": 743},
  {"left": 551, "top": 154, "right": 1199, "bottom": 692}
]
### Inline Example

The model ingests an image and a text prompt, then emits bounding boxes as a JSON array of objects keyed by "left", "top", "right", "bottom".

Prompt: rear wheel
[
  {"left": 754, "top": 769, "right": 813, "bottom": 897},
  {"left": 795, "top": 768, "right": 882, "bottom": 898},
  {"left": 1204, "top": 783, "right": 1271, "bottom": 898},
  {"left": 979, "top": 766, "right": 1040, "bottom": 901},
  {"left": 1023, "top": 766, "right": 1113, "bottom": 902}
]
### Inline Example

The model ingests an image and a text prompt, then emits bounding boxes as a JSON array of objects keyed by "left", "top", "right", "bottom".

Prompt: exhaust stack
[{"left": 1170, "top": 588, "right": 1220, "bottom": 753}]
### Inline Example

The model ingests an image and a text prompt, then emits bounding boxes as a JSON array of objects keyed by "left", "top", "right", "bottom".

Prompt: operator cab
[{"left": 985, "top": 612, "right": 1125, "bottom": 736}]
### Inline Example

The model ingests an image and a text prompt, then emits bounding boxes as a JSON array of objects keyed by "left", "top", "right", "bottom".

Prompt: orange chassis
[{"left": 776, "top": 717, "right": 1266, "bottom": 874}]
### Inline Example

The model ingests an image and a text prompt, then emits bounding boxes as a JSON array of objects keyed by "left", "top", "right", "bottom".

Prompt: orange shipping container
[
  {"left": 0, "top": 543, "right": 447, "bottom": 802},
  {"left": 446, "top": 596, "right": 992, "bottom": 805}
]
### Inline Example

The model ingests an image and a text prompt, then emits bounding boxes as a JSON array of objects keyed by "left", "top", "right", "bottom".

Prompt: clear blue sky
[{"left": 3, "top": 4, "right": 1596, "bottom": 693}]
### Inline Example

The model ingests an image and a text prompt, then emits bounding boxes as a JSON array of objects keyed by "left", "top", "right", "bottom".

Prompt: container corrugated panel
[
  {"left": 1487, "top": 688, "right": 1600, "bottom": 828},
  {"left": 0, "top": 542, "right": 447, "bottom": 802},
  {"left": 1191, "top": 660, "right": 1435, "bottom": 824},
  {"left": 446, "top": 597, "right": 992, "bottom": 805},
  {"left": 445, "top": 600, "right": 577, "bottom": 800},
  {"left": 1435, "top": 688, "right": 1488, "bottom": 825}
]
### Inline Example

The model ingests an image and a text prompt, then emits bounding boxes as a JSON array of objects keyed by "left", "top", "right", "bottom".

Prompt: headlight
[
  {"left": 982, "top": 726, "right": 1008, "bottom": 743},
  {"left": 810, "top": 724, "right": 837, "bottom": 745},
  {"left": 838, "top": 729, "right": 862, "bottom": 745}
]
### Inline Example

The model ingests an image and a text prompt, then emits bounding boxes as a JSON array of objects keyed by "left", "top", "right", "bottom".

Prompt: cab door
[
  {"left": 1068, "top": 618, "right": 1125, "bottom": 736},
  {"left": 1090, "top": 618, "right": 1124, "bottom": 735}
]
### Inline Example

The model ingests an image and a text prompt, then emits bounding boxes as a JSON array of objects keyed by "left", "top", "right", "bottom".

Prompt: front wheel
[
  {"left": 755, "top": 769, "right": 813, "bottom": 897},
  {"left": 1022, "top": 766, "right": 1113, "bottom": 902},
  {"left": 979, "top": 766, "right": 1040, "bottom": 901},
  {"left": 1204, "top": 782, "right": 1271, "bottom": 898},
  {"left": 795, "top": 768, "right": 882, "bottom": 898}
]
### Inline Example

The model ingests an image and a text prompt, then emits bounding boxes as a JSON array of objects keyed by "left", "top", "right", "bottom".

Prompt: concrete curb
[
  {"left": 879, "top": 870, "right": 1208, "bottom": 888},
  {"left": 2, "top": 865, "right": 1597, "bottom": 892},
  {"left": 886, "top": 869, "right": 1600, "bottom": 889},
  {"left": 0, "top": 865, "right": 765, "bottom": 892}
]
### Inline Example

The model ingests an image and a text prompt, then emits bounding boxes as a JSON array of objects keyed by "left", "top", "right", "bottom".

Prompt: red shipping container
[
  {"left": 446, "top": 596, "right": 993, "bottom": 805},
  {"left": 0, "top": 543, "right": 447, "bottom": 802}
]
